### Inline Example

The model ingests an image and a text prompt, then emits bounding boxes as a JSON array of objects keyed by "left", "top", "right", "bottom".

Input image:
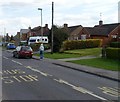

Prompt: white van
[{"left": 28, "top": 36, "right": 48, "bottom": 45}]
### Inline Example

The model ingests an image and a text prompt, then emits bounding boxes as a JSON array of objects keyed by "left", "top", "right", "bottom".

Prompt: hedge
[
  {"left": 106, "top": 47, "right": 120, "bottom": 59},
  {"left": 30, "top": 43, "right": 50, "bottom": 51},
  {"left": 62, "top": 39, "right": 102, "bottom": 50},
  {"left": 110, "top": 42, "right": 120, "bottom": 48}
]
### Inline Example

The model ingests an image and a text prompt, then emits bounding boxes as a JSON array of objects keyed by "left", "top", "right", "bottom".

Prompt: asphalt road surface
[{"left": 1, "top": 50, "right": 119, "bottom": 101}]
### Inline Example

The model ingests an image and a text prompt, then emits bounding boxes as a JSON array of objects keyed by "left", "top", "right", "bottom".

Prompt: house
[
  {"left": 19, "top": 24, "right": 50, "bottom": 42},
  {"left": 30, "top": 24, "right": 50, "bottom": 37},
  {"left": 14, "top": 32, "right": 20, "bottom": 46},
  {"left": 89, "top": 21, "right": 120, "bottom": 45},
  {"left": 63, "top": 21, "right": 120, "bottom": 46},
  {"left": 20, "top": 28, "right": 30, "bottom": 41},
  {"left": 63, "top": 24, "right": 90, "bottom": 40}
]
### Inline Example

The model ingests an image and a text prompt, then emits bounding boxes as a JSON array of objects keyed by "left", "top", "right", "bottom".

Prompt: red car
[{"left": 13, "top": 46, "right": 33, "bottom": 58}]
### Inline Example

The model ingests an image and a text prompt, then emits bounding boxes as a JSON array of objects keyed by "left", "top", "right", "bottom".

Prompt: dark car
[
  {"left": 13, "top": 46, "right": 33, "bottom": 58},
  {"left": 7, "top": 43, "right": 16, "bottom": 49}
]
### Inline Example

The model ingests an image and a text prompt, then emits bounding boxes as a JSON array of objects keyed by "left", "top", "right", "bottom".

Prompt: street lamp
[{"left": 38, "top": 8, "right": 43, "bottom": 37}]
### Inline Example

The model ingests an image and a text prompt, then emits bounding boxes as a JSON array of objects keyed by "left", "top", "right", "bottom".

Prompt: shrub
[
  {"left": 62, "top": 39, "right": 102, "bottom": 50},
  {"left": 30, "top": 43, "right": 50, "bottom": 51},
  {"left": 106, "top": 47, "right": 120, "bottom": 59},
  {"left": 110, "top": 42, "right": 120, "bottom": 48}
]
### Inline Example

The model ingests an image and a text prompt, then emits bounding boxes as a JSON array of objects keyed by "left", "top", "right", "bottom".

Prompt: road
[{"left": 1, "top": 50, "right": 119, "bottom": 101}]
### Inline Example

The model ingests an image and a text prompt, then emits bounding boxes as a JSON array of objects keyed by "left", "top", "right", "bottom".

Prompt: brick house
[
  {"left": 63, "top": 21, "right": 120, "bottom": 46},
  {"left": 30, "top": 24, "right": 50, "bottom": 37},
  {"left": 63, "top": 24, "right": 90, "bottom": 40},
  {"left": 20, "top": 24, "right": 50, "bottom": 42},
  {"left": 89, "top": 21, "right": 120, "bottom": 45}
]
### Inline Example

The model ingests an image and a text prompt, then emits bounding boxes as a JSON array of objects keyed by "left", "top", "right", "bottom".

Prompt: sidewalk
[{"left": 32, "top": 55, "right": 119, "bottom": 82}]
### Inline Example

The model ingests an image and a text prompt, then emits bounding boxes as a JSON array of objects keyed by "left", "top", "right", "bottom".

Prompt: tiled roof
[
  {"left": 84, "top": 23, "right": 120, "bottom": 36},
  {"left": 85, "top": 27, "right": 108, "bottom": 36},
  {"left": 68, "top": 25, "right": 82, "bottom": 33},
  {"left": 94, "top": 23, "right": 120, "bottom": 34},
  {"left": 20, "top": 29, "right": 29, "bottom": 35}
]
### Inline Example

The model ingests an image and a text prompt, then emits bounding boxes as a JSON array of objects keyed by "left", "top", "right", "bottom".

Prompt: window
[
  {"left": 112, "top": 35, "right": 117, "bottom": 38},
  {"left": 29, "top": 39, "right": 36, "bottom": 42},
  {"left": 45, "top": 39, "right": 47, "bottom": 41},
  {"left": 81, "top": 35, "right": 86, "bottom": 40}
]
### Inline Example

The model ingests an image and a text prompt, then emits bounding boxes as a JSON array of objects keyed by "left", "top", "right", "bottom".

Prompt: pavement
[{"left": 32, "top": 55, "right": 120, "bottom": 82}]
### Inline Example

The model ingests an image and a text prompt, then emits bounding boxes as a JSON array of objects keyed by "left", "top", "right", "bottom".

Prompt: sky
[{"left": 0, "top": 0, "right": 119, "bottom": 36}]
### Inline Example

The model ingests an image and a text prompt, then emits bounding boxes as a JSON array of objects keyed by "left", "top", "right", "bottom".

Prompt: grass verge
[
  {"left": 34, "top": 53, "right": 81, "bottom": 59},
  {"left": 64, "top": 48, "right": 101, "bottom": 56},
  {"left": 34, "top": 48, "right": 101, "bottom": 59},
  {"left": 67, "top": 58, "right": 119, "bottom": 71}
]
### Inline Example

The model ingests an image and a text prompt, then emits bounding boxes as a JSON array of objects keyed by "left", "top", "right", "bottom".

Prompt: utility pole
[
  {"left": 38, "top": 8, "right": 43, "bottom": 38},
  {"left": 51, "top": 2, "right": 54, "bottom": 54}
]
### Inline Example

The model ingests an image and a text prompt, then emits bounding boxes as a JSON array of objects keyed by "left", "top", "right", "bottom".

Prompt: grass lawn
[
  {"left": 64, "top": 48, "right": 101, "bottom": 56},
  {"left": 35, "top": 53, "right": 81, "bottom": 59},
  {"left": 34, "top": 48, "right": 101, "bottom": 59},
  {"left": 68, "top": 58, "right": 120, "bottom": 71}
]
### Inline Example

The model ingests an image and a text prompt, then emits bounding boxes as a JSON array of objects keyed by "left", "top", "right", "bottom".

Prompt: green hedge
[
  {"left": 106, "top": 47, "right": 120, "bottom": 59},
  {"left": 30, "top": 43, "right": 50, "bottom": 51},
  {"left": 62, "top": 39, "right": 102, "bottom": 50},
  {"left": 110, "top": 42, "right": 120, "bottom": 48}
]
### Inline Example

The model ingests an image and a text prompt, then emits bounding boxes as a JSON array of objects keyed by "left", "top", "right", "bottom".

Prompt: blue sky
[{"left": 0, "top": 0, "right": 119, "bottom": 36}]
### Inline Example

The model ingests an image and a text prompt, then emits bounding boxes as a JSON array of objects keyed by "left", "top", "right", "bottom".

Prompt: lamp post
[
  {"left": 38, "top": 8, "right": 43, "bottom": 37},
  {"left": 51, "top": 2, "right": 54, "bottom": 54}
]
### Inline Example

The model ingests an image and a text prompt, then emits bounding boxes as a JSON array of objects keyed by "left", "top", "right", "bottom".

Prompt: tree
[
  {"left": 52, "top": 25, "right": 69, "bottom": 52},
  {"left": 10, "top": 35, "right": 14, "bottom": 41},
  {"left": 6, "top": 33, "right": 9, "bottom": 42}
]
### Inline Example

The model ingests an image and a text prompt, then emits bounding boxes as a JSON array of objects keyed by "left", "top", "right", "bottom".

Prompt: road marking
[
  {"left": 3, "top": 56, "right": 8, "bottom": 59},
  {"left": 54, "top": 78, "right": 107, "bottom": 100},
  {"left": 2, "top": 69, "right": 25, "bottom": 75},
  {"left": 12, "top": 60, "right": 23, "bottom": 65},
  {"left": 1, "top": 74, "right": 39, "bottom": 84},
  {"left": 25, "top": 66, "right": 53, "bottom": 77},
  {"left": 98, "top": 87, "right": 120, "bottom": 97}
]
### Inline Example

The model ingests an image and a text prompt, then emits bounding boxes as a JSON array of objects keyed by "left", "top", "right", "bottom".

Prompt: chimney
[
  {"left": 28, "top": 26, "right": 31, "bottom": 30},
  {"left": 45, "top": 24, "right": 48, "bottom": 28},
  {"left": 99, "top": 20, "right": 103, "bottom": 27},
  {"left": 64, "top": 23, "right": 68, "bottom": 28}
]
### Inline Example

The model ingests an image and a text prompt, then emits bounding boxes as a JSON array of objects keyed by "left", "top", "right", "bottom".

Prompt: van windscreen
[{"left": 29, "top": 39, "right": 36, "bottom": 42}]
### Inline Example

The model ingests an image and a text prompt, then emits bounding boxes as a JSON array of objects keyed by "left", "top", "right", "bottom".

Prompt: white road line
[
  {"left": 24, "top": 65, "right": 107, "bottom": 100},
  {"left": 12, "top": 60, "right": 23, "bottom": 65},
  {"left": 3, "top": 56, "right": 8, "bottom": 59},
  {"left": 25, "top": 66, "right": 53, "bottom": 77},
  {"left": 54, "top": 78, "right": 107, "bottom": 100}
]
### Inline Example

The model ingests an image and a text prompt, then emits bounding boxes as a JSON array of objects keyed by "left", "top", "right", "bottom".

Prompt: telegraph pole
[{"left": 51, "top": 2, "right": 54, "bottom": 54}]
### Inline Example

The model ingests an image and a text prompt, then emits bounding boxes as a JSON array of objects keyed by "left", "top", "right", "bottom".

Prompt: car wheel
[
  {"left": 30, "top": 56, "right": 32, "bottom": 59},
  {"left": 13, "top": 54, "right": 15, "bottom": 57}
]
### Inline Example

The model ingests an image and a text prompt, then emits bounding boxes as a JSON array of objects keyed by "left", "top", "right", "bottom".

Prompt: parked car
[
  {"left": 7, "top": 43, "right": 16, "bottom": 49},
  {"left": 13, "top": 46, "right": 33, "bottom": 58}
]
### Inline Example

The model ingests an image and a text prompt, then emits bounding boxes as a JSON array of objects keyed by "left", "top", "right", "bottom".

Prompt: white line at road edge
[
  {"left": 12, "top": 60, "right": 23, "bottom": 65},
  {"left": 3, "top": 56, "right": 8, "bottom": 59},
  {"left": 24, "top": 65, "right": 107, "bottom": 100},
  {"left": 25, "top": 66, "right": 53, "bottom": 77},
  {"left": 54, "top": 79, "right": 107, "bottom": 100}
]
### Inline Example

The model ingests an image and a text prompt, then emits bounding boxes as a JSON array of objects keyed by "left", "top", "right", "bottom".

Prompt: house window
[
  {"left": 74, "top": 37, "right": 78, "bottom": 40},
  {"left": 112, "top": 35, "right": 117, "bottom": 38},
  {"left": 81, "top": 35, "right": 86, "bottom": 40}
]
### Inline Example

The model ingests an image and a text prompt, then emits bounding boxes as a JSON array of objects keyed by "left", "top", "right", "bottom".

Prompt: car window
[
  {"left": 21, "top": 46, "right": 32, "bottom": 51},
  {"left": 10, "top": 44, "right": 14, "bottom": 46}
]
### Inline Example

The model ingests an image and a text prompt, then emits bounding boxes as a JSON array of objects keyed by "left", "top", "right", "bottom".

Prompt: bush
[
  {"left": 110, "top": 42, "right": 120, "bottom": 48},
  {"left": 62, "top": 39, "right": 102, "bottom": 50},
  {"left": 106, "top": 47, "right": 120, "bottom": 59},
  {"left": 30, "top": 43, "right": 50, "bottom": 51}
]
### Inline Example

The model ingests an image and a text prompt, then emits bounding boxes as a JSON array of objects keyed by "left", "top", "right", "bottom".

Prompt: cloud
[{"left": 0, "top": 0, "right": 119, "bottom": 35}]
